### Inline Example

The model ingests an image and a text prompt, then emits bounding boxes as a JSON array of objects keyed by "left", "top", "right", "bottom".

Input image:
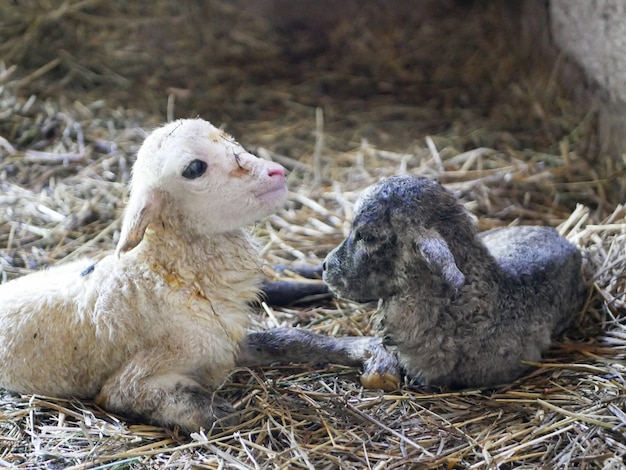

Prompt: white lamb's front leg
[{"left": 95, "top": 352, "right": 239, "bottom": 433}]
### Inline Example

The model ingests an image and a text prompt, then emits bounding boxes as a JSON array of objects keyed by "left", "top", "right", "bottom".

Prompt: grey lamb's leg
[
  {"left": 237, "top": 328, "right": 400, "bottom": 391},
  {"left": 260, "top": 264, "right": 331, "bottom": 306},
  {"left": 260, "top": 280, "right": 330, "bottom": 306}
]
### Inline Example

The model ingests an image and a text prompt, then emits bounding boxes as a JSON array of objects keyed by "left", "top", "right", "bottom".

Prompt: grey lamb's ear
[{"left": 417, "top": 233, "right": 465, "bottom": 291}]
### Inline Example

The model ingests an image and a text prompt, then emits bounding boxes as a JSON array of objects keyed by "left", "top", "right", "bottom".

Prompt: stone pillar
[{"left": 550, "top": 0, "right": 626, "bottom": 157}]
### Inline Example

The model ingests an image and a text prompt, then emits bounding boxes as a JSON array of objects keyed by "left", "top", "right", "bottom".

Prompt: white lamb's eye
[{"left": 182, "top": 159, "right": 207, "bottom": 179}]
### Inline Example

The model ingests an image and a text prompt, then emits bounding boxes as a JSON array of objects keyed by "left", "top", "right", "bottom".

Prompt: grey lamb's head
[{"left": 323, "top": 175, "right": 475, "bottom": 302}]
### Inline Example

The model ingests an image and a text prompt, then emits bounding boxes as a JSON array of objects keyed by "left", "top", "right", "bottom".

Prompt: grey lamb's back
[
  {"left": 481, "top": 226, "right": 577, "bottom": 278},
  {"left": 481, "top": 225, "right": 584, "bottom": 335}
]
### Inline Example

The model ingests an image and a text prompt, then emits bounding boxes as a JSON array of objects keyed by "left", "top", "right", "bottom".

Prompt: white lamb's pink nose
[{"left": 268, "top": 166, "right": 285, "bottom": 177}]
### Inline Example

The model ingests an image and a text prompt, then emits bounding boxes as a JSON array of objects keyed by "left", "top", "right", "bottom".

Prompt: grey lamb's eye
[
  {"left": 354, "top": 229, "right": 376, "bottom": 244},
  {"left": 182, "top": 159, "right": 207, "bottom": 179}
]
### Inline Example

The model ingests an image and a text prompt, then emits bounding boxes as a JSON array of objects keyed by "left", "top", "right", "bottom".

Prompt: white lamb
[{"left": 0, "top": 118, "right": 287, "bottom": 432}]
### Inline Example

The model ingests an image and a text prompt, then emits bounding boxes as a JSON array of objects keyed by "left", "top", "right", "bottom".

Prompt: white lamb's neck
[{"left": 134, "top": 218, "right": 262, "bottom": 289}]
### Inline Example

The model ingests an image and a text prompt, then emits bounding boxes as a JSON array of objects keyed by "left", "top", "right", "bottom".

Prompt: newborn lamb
[
  {"left": 239, "top": 176, "right": 585, "bottom": 390},
  {"left": 0, "top": 118, "right": 287, "bottom": 432},
  {"left": 322, "top": 175, "right": 586, "bottom": 389}
]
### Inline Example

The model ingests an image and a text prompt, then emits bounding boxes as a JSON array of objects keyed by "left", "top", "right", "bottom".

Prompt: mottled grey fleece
[{"left": 323, "top": 175, "right": 586, "bottom": 388}]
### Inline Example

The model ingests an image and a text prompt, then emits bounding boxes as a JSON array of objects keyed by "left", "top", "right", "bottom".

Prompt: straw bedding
[{"left": 1, "top": 1, "right": 625, "bottom": 468}]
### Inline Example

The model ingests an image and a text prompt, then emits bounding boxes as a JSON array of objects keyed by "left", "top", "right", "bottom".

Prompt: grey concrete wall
[
  {"left": 551, "top": 0, "right": 626, "bottom": 104},
  {"left": 550, "top": 0, "right": 626, "bottom": 156},
  {"left": 241, "top": 0, "right": 626, "bottom": 157}
]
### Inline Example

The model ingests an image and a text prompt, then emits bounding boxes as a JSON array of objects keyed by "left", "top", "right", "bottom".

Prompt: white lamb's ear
[
  {"left": 416, "top": 231, "right": 465, "bottom": 291},
  {"left": 116, "top": 188, "right": 164, "bottom": 257}
]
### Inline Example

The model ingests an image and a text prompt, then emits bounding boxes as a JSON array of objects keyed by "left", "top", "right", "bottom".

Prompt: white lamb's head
[{"left": 116, "top": 119, "right": 287, "bottom": 255}]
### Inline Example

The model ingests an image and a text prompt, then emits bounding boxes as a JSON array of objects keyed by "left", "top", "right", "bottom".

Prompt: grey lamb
[
  {"left": 239, "top": 175, "right": 586, "bottom": 389},
  {"left": 321, "top": 175, "right": 586, "bottom": 388}
]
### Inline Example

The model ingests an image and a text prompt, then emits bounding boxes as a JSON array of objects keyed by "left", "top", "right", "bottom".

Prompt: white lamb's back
[{"left": 0, "top": 258, "right": 119, "bottom": 396}]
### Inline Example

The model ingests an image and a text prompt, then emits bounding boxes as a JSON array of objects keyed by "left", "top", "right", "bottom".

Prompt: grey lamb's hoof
[{"left": 360, "top": 342, "right": 401, "bottom": 391}]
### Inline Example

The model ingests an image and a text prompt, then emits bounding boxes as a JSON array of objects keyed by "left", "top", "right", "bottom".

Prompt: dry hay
[
  {"left": 1, "top": 69, "right": 625, "bottom": 470},
  {"left": 1, "top": 1, "right": 626, "bottom": 468}
]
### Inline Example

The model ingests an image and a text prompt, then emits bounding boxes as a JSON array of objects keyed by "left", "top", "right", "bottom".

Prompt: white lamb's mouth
[{"left": 255, "top": 182, "right": 287, "bottom": 199}]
